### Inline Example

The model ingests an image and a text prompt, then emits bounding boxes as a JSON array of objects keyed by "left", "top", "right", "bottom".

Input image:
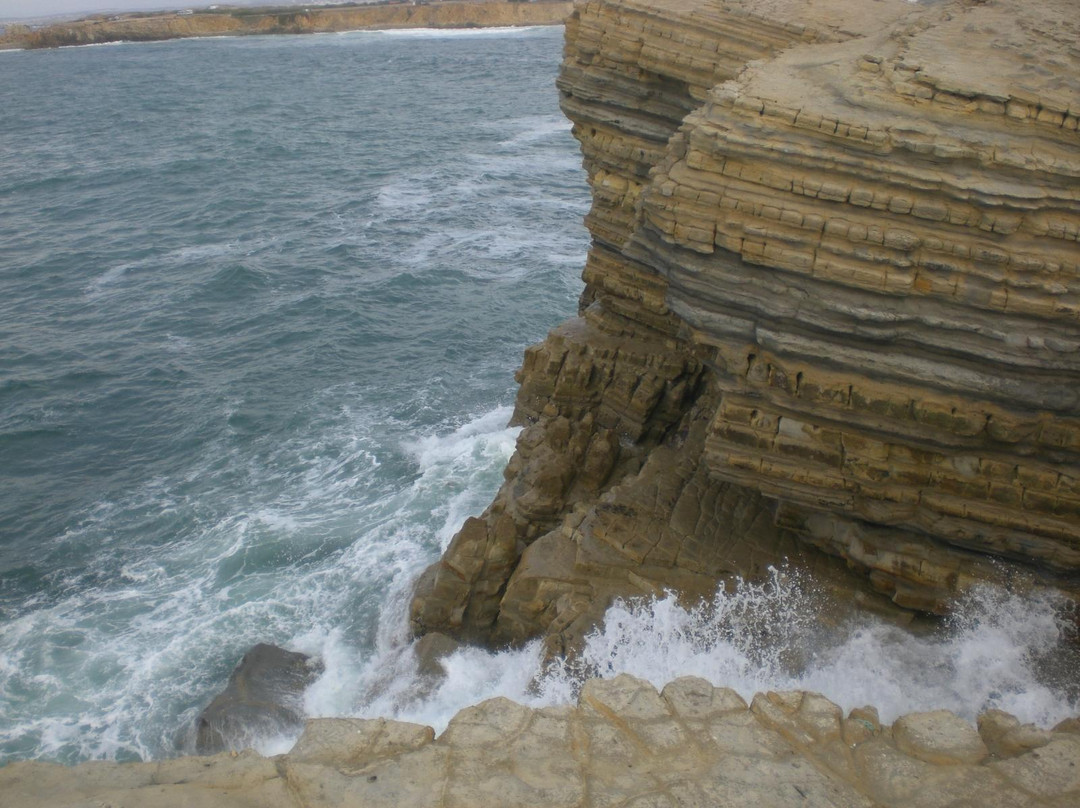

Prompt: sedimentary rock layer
[
  {"left": 4, "top": 675, "right": 1078, "bottom": 807},
  {"left": 0, "top": 1, "right": 573, "bottom": 50},
  {"left": 643, "top": 0, "right": 1080, "bottom": 611},
  {"left": 411, "top": 0, "right": 1080, "bottom": 648}
]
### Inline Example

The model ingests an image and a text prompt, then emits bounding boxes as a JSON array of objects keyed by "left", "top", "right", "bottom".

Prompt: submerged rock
[{"left": 193, "top": 643, "right": 323, "bottom": 755}]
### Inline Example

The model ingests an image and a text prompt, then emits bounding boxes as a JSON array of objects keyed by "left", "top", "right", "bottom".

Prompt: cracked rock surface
[{"left": 4, "top": 675, "right": 1078, "bottom": 808}]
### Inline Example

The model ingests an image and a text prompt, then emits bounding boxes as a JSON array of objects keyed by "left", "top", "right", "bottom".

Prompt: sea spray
[
  {"left": 403, "top": 408, "right": 522, "bottom": 549},
  {"left": 542, "top": 574, "right": 1080, "bottom": 727},
  {"left": 0, "top": 403, "right": 523, "bottom": 764},
  {"left": 309, "top": 570, "right": 1078, "bottom": 747}
]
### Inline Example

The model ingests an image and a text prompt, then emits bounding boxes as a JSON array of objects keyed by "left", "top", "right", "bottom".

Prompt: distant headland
[{"left": 0, "top": 0, "right": 573, "bottom": 50}]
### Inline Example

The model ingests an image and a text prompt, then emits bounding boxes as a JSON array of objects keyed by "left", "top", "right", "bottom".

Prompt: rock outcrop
[
  {"left": 4, "top": 675, "right": 1078, "bottom": 807},
  {"left": 411, "top": 0, "right": 1080, "bottom": 651},
  {"left": 3, "top": 6, "right": 1078, "bottom": 803},
  {"left": 0, "top": 1, "right": 573, "bottom": 50},
  {"left": 188, "top": 643, "right": 323, "bottom": 755}
]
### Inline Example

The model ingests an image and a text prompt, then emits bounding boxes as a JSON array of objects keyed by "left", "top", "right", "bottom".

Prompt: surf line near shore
[{"left": 0, "top": 1, "right": 574, "bottom": 50}]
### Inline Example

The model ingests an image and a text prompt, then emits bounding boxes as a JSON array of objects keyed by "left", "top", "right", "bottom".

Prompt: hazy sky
[{"left": 0, "top": 1, "right": 311, "bottom": 22}]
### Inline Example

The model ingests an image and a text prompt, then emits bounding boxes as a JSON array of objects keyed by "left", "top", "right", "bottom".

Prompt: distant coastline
[{"left": 0, "top": 1, "right": 573, "bottom": 50}]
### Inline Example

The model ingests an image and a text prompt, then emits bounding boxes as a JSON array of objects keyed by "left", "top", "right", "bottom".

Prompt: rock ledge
[{"left": 3, "top": 675, "right": 1077, "bottom": 807}]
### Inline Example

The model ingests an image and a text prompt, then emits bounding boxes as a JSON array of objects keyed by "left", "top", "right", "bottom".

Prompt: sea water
[{"left": 0, "top": 27, "right": 1076, "bottom": 766}]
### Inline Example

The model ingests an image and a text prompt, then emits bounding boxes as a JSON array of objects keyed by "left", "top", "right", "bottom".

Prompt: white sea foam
[
  {"left": 301, "top": 567, "right": 1079, "bottom": 743},
  {"left": 215, "top": 406, "right": 520, "bottom": 753},
  {"left": 58, "top": 40, "right": 130, "bottom": 49},
  {"left": 371, "top": 145, "right": 588, "bottom": 279},
  {"left": 468, "top": 151, "right": 584, "bottom": 178},
  {"left": 373, "top": 26, "right": 548, "bottom": 39},
  {"left": 0, "top": 400, "right": 522, "bottom": 762},
  {"left": 85, "top": 242, "right": 239, "bottom": 297},
  {"left": 495, "top": 115, "right": 575, "bottom": 148},
  {"left": 4, "top": 393, "right": 1076, "bottom": 762},
  {"left": 374, "top": 178, "right": 436, "bottom": 216},
  {"left": 163, "top": 334, "right": 193, "bottom": 353},
  {"left": 541, "top": 573, "right": 1079, "bottom": 727},
  {"left": 85, "top": 263, "right": 131, "bottom": 292}
]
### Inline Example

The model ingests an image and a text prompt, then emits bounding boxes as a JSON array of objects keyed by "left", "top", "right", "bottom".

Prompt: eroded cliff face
[{"left": 411, "top": 0, "right": 1080, "bottom": 649}]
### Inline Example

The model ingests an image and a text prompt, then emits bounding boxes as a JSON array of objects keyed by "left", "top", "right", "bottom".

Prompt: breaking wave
[{"left": 302, "top": 569, "right": 1078, "bottom": 749}]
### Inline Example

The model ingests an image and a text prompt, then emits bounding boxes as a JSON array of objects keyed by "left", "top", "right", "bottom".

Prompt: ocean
[{"left": 0, "top": 26, "right": 1076, "bottom": 766}]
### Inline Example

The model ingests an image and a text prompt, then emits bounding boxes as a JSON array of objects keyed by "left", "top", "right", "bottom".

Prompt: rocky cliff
[
  {"left": 4, "top": 3, "right": 1079, "bottom": 804},
  {"left": 410, "top": 0, "right": 1080, "bottom": 652},
  {"left": 5, "top": 674, "right": 1079, "bottom": 807},
  {"left": 0, "top": 1, "right": 573, "bottom": 50}
]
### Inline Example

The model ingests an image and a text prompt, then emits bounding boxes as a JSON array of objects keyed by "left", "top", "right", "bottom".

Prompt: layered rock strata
[
  {"left": 411, "top": 0, "right": 1080, "bottom": 650},
  {"left": 0, "top": 1, "right": 573, "bottom": 50},
  {"left": 5, "top": 675, "right": 1079, "bottom": 807}
]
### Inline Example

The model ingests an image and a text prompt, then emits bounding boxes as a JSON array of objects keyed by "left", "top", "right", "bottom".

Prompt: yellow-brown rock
[
  {"left": 3, "top": 676, "right": 1078, "bottom": 807},
  {"left": 412, "top": 0, "right": 1080, "bottom": 649},
  {"left": 638, "top": 0, "right": 1080, "bottom": 612}
]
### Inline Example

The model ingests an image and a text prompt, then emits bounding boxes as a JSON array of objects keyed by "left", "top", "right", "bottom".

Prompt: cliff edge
[
  {"left": 5, "top": 674, "right": 1079, "bottom": 807},
  {"left": 411, "top": 0, "right": 1080, "bottom": 652}
]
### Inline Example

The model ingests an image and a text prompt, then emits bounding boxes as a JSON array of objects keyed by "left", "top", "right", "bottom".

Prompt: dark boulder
[{"left": 194, "top": 643, "right": 323, "bottom": 754}]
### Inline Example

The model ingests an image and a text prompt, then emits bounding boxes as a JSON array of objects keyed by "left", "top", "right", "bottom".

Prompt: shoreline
[
  {"left": 36, "top": 24, "right": 561, "bottom": 51},
  {"left": 0, "top": 1, "right": 573, "bottom": 50}
]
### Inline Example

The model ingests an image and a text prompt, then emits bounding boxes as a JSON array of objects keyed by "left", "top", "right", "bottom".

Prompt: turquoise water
[{"left": 0, "top": 27, "right": 589, "bottom": 763}]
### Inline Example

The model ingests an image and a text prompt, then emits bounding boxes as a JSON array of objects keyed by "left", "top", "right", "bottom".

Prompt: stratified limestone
[
  {"left": 3, "top": 676, "right": 1078, "bottom": 807},
  {"left": 644, "top": 0, "right": 1080, "bottom": 612},
  {"left": 411, "top": 0, "right": 1080, "bottom": 649}
]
